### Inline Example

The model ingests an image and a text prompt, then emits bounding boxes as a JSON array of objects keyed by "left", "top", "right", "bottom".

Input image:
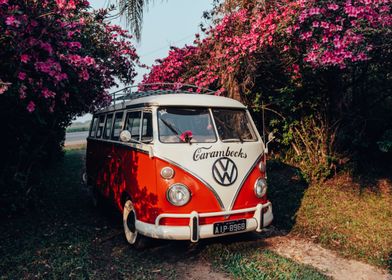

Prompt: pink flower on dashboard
[{"left": 180, "top": 130, "right": 193, "bottom": 143}]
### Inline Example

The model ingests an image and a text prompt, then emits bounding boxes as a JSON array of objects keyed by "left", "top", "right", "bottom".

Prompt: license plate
[{"left": 213, "top": 219, "right": 247, "bottom": 235}]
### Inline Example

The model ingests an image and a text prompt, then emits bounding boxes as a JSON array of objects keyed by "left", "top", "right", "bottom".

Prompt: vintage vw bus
[{"left": 86, "top": 89, "right": 273, "bottom": 247}]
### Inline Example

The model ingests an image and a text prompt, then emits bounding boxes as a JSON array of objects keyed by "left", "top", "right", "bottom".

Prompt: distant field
[{"left": 66, "top": 120, "right": 90, "bottom": 133}]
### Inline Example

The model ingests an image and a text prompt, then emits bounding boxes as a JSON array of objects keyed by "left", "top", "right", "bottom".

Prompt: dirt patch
[
  {"left": 265, "top": 234, "right": 392, "bottom": 280},
  {"left": 178, "top": 259, "right": 230, "bottom": 280}
]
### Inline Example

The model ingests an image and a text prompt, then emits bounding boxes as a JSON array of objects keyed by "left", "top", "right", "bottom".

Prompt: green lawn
[
  {"left": 267, "top": 161, "right": 392, "bottom": 269},
  {"left": 0, "top": 149, "right": 329, "bottom": 279}
]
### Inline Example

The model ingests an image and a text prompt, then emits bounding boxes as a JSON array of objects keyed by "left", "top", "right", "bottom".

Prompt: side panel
[
  {"left": 111, "top": 145, "right": 157, "bottom": 223},
  {"left": 87, "top": 140, "right": 158, "bottom": 224}
]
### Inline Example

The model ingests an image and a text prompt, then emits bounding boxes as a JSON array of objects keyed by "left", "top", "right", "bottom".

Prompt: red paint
[{"left": 87, "top": 140, "right": 269, "bottom": 226}]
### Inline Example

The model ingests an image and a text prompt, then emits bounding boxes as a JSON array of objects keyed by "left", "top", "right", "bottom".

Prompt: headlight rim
[
  {"left": 254, "top": 177, "right": 267, "bottom": 198},
  {"left": 166, "top": 183, "right": 191, "bottom": 207}
]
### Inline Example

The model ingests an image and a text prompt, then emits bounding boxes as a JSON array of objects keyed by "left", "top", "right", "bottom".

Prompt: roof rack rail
[{"left": 109, "top": 83, "right": 216, "bottom": 106}]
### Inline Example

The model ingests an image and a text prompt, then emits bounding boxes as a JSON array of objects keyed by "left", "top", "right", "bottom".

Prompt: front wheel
[{"left": 123, "top": 200, "right": 149, "bottom": 249}]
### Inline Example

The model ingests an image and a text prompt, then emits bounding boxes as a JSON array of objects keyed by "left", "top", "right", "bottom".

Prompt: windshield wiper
[{"left": 160, "top": 118, "right": 181, "bottom": 139}]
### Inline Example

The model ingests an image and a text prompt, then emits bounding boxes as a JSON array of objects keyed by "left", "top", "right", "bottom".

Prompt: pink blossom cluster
[
  {"left": 142, "top": 0, "right": 391, "bottom": 92},
  {"left": 0, "top": 0, "right": 138, "bottom": 113},
  {"left": 295, "top": 0, "right": 391, "bottom": 68}
]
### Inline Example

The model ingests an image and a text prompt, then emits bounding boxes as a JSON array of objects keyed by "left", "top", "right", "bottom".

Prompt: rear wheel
[{"left": 123, "top": 200, "right": 149, "bottom": 249}]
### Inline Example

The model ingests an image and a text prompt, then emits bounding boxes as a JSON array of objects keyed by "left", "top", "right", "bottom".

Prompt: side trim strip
[
  {"left": 87, "top": 137, "right": 151, "bottom": 154},
  {"left": 157, "top": 156, "right": 226, "bottom": 211}
]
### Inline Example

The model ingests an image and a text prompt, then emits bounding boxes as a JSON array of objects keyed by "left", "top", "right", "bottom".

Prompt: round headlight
[
  {"left": 259, "top": 161, "right": 266, "bottom": 173},
  {"left": 254, "top": 178, "right": 267, "bottom": 198},
  {"left": 161, "top": 167, "right": 175, "bottom": 179},
  {"left": 167, "top": 184, "right": 191, "bottom": 206}
]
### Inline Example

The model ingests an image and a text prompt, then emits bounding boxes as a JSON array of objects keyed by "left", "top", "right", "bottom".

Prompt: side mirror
[
  {"left": 268, "top": 132, "right": 275, "bottom": 143},
  {"left": 119, "top": 130, "right": 132, "bottom": 142},
  {"left": 265, "top": 132, "right": 275, "bottom": 155}
]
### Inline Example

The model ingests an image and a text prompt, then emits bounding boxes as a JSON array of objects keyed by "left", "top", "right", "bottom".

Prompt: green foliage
[
  {"left": 205, "top": 243, "right": 329, "bottom": 280},
  {"left": 377, "top": 129, "right": 392, "bottom": 153},
  {"left": 0, "top": 2, "right": 138, "bottom": 212}
]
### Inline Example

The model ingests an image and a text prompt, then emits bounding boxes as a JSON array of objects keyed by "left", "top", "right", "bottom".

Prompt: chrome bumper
[{"left": 135, "top": 202, "right": 273, "bottom": 242}]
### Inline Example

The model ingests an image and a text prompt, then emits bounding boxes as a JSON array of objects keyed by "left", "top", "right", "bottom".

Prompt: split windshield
[{"left": 157, "top": 107, "right": 257, "bottom": 143}]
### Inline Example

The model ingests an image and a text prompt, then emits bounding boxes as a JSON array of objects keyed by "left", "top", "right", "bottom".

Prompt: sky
[
  {"left": 90, "top": 0, "right": 213, "bottom": 83},
  {"left": 74, "top": 0, "right": 212, "bottom": 122}
]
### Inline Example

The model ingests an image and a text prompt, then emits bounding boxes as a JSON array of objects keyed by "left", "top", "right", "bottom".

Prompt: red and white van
[{"left": 86, "top": 90, "right": 273, "bottom": 247}]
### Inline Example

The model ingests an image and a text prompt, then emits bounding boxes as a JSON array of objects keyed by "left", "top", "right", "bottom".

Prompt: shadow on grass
[
  {"left": 266, "top": 160, "right": 309, "bottom": 233},
  {"left": 0, "top": 149, "right": 316, "bottom": 279}
]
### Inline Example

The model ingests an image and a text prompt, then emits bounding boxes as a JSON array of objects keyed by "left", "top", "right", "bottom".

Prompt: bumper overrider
[{"left": 135, "top": 202, "right": 273, "bottom": 242}]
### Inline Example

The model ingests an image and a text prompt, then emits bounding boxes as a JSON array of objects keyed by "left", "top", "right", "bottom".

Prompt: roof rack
[{"left": 109, "top": 83, "right": 216, "bottom": 106}]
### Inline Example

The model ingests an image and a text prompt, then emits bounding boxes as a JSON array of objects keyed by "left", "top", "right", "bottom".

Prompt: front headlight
[
  {"left": 166, "top": 183, "right": 191, "bottom": 206},
  {"left": 254, "top": 178, "right": 267, "bottom": 198}
]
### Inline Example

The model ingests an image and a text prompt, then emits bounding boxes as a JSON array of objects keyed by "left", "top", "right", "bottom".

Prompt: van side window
[
  {"left": 96, "top": 115, "right": 105, "bottom": 138},
  {"left": 141, "top": 111, "right": 153, "bottom": 142},
  {"left": 89, "top": 117, "right": 99, "bottom": 138},
  {"left": 112, "top": 112, "right": 124, "bottom": 140},
  {"left": 125, "top": 111, "right": 142, "bottom": 140},
  {"left": 103, "top": 114, "right": 113, "bottom": 139}
]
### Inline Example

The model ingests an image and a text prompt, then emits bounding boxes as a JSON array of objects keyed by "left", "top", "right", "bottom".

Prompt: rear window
[
  {"left": 96, "top": 115, "right": 105, "bottom": 138},
  {"left": 111, "top": 112, "right": 124, "bottom": 140},
  {"left": 89, "top": 117, "right": 99, "bottom": 138},
  {"left": 141, "top": 111, "right": 153, "bottom": 143},
  {"left": 125, "top": 111, "right": 142, "bottom": 141},
  {"left": 103, "top": 114, "right": 113, "bottom": 139}
]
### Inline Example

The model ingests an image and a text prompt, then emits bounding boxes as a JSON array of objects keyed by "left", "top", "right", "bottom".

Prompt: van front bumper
[{"left": 135, "top": 202, "right": 273, "bottom": 242}]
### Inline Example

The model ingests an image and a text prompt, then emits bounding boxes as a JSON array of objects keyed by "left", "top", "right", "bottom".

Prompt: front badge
[{"left": 212, "top": 157, "right": 238, "bottom": 186}]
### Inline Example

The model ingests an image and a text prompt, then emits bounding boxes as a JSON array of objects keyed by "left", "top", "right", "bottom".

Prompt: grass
[
  {"left": 205, "top": 242, "right": 329, "bottom": 280},
  {"left": 293, "top": 175, "right": 392, "bottom": 268},
  {"left": 267, "top": 161, "right": 392, "bottom": 269},
  {"left": 0, "top": 148, "right": 329, "bottom": 279}
]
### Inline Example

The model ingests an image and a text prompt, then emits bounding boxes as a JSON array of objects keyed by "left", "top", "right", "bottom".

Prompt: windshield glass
[
  {"left": 212, "top": 109, "right": 257, "bottom": 142},
  {"left": 158, "top": 107, "right": 217, "bottom": 143}
]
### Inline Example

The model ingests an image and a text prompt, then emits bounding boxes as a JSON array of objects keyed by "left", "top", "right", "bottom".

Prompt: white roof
[{"left": 98, "top": 93, "right": 246, "bottom": 113}]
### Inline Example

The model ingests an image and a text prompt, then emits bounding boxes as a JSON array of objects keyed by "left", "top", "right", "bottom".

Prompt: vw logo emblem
[{"left": 212, "top": 157, "right": 238, "bottom": 186}]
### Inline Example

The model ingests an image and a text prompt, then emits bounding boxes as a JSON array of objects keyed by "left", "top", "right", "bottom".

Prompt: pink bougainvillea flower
[
  {"left": 42, "top": 88, "right": 56, "bottom": 98},
  {"left": 327, "top": 4, "right": 339, "bottom": 11},
  {"left": 69, "top": 42, "right": 82, "bottom": 49},
  {"left": 79, "top": 69, "right": 90, "bottom": 81},
  {"left": 0, "top": 81, "right": 10, "bottom": 94},
  {"left": 18, "top": 85, "right": 27, "bottom": 99},
  {"left": 18, "top": 72, "right": 26, "bottom": 80},
  {"left": 20, "top": 54, "right": 30, "bottom": 63},
  {"left": 0, "top": 0, "right": 8, "bottom": 5},
  {"left": 26, "top": 101, "right": 36, "bottom": 113},
  {"left": 6, "top": 16, "right": 20, "bottom": 27},
  {"left": 40, "top": 42, "right": 53, "bottom": 54}
]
